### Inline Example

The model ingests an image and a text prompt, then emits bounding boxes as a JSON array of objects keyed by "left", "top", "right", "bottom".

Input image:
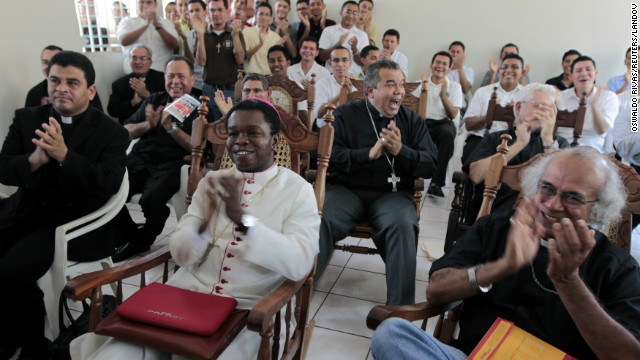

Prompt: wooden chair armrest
[
  {"left": 414, "top": 177, "right": 424, "bottom": 192},
  {"left": 246, "top": 274, "right": 310, "bottom": 334},
  {"left": 63, "top": 245, "right": 172, "bottom": 302},
  {"left": 366, "top": 300, "right": 463, "bottom": 330}
]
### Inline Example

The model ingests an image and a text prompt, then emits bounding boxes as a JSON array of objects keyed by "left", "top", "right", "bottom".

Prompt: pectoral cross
[
  {"left": 388, "top": 172, "right": 400, "bottom": 192},
  {"left": 216, "top": 43, "right": 222, "bottom": 53}
]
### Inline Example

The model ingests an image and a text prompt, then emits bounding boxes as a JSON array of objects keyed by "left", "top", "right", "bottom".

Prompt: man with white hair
[
  {"left": 465, "top": 83, "right": 570, "bottom": 214},
  {"left": 372, "top": 146, "right": 640, "bottom": 360}
]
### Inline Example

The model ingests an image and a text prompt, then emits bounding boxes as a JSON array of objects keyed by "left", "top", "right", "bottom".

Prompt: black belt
[{"left": 208, "top": 83, "right": 235, "bottom": 91}]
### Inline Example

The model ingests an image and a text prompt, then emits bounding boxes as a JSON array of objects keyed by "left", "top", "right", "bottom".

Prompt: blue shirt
[{"left": 607, "top": 74, "right": 630, "bottom": 92}]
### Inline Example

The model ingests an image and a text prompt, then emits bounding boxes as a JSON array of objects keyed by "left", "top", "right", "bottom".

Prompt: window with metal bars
[{"left": 75, "top": 0, "right": 138, "bottom": 53}]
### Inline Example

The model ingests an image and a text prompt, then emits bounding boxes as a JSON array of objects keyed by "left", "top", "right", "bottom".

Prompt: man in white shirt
[
  {"left": 242, "top": 2, "right": 284, "bottom": 75},
  {"left": 313, "top": 46, "right": 355, "bottom": 128},
  {"left": 117, "top": 0, "right": 179, "bottom": 73},
  {"left": 613, "top": 90, "right": 640, "bottom": 228},
  {"left": 422, "top": 51, "right": 462, "bottom": 197},
  {"left": 462, "top": 54, "right": 524, "bottom": 163},
  {"left": 287, "top": 37, "right": 331, "bottom": 88},
  {"left": 480, "top": 43, "right": 529, "bottom": 87},
  {"left": 447, "top": 41, "right": 474, "bottom": 111},
  {"left": 318, "top": 0, "right": 368, "bottom": 76},
  {"left": 381, "top": 29, "right": 408, "bottom": 80},
  {"left": 556, "top": 55, "right": 619, "bottom": 151}
]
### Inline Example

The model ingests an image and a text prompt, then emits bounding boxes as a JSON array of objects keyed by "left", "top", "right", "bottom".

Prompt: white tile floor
[{"left": 56, "top": 184, "right": 640, "bottom": 360}]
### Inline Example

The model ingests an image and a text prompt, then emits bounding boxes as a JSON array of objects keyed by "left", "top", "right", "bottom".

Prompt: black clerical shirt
[{"left": 329, "top": 99, "right": 437, "bottom": 192}]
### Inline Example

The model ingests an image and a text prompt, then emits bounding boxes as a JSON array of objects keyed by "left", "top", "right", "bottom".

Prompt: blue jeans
[
  {"left": 370, "top": 318, "right": 467, "bottom": 360},
  {"left": 202, "top": 83, "right": 235, "bottom": 120}
]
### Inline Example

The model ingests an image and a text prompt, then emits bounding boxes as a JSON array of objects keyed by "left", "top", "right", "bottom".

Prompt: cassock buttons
[
  {"left": 221, "top": 279, "right": 228, "bottom": 284},
  {"left": 223, "top": 266, "right": 231, "bottom": 271},
  {"left": 243, "top": 190, "right": 251, "bottom": 195},
  {"left": 247, "top": 179, "right": 255, "bottom": 184},
  {"left": 226, "top": 253, "right": 235, "bottom": 258},
  {"left": 231, "top": 242, "right": 238, "bottom": 245},
  {"left": 215, "top": 285, "right": 223, "bottom": 294}
]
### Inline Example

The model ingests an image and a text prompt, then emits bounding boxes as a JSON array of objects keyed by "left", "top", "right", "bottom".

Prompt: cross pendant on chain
[
  {"left": 388, "top": 172, "right": 400, "bottom": 192},
  {"left": 216, "top": 43, "right": 221, "bottom": 53}
]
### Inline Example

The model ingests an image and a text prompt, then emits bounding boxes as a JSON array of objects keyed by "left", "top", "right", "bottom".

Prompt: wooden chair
[
  {"left": 63, "top": 99, "right": 335, "bottom": 360},
  {"left": 554, "top": 92, "right": 587, "bottom": 147},
  {"left": 332, "top": 79, "right": 427, "bottom": 255},
  {"left": 367, "top": 143, "right": 640, "bottom": 342},
  {"left": 483, "top": 86, "right": 515, "bottom": 136},
  {"left": 267, "top": 74, "right": 316, "bottom": 129},
  {"left": 447, "top": 89, "right": 588, "bottom": 252},
  {"left": 338, "top": 78, "right": 428, "bottom": 120},
  {"left": 233, "top": 69, "right": 316, "bottom": 129}
]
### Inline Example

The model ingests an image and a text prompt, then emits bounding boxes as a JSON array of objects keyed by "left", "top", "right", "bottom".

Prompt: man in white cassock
[{"left": 71, "top": 97, "right": 320, "bottom": 359}]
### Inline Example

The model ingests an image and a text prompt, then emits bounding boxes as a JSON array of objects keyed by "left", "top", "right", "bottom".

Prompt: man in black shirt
[
  {"left": 112, "top": 55, "right": 213, "bottom": 261},
  {"left": 318, "top": 60, "right": 437, "bottom": 306},
  {"left": 545, "top": 49, "right": 581, "bottom": 91},
  {"left": 25, "top": 45, "right": 104, "bottom": 111},
  {"left": 372, "top": 147, "right": 640, "bottom": 360},
  {"left": 107, "top": 44, "right": 165, "bottom": 124},
  {"left": 465, "top": 83, "right": 570, "bottom": 216},
  {"left": 296, "top": 0, "right": 335, "bottom": 47}
]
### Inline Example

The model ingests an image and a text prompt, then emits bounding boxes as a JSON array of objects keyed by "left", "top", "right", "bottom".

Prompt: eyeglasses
[
  {"left": 500, "top": 64, "right": 521, "bottom": 71},
  {"left": 343, "top": 9, "right": 358, "bottom": 15},
  {"left": 131, "top": 56, "right": 150, "bottom": 62},
  {"left": 537, "top": 181, "right": 598, "bottom": 208}
]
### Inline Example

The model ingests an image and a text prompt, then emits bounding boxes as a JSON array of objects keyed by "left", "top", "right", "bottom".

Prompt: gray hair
[
  {"left": 513, "top": 83, "right": 556, "bottom": 119},
  {"left": 364, "top": 59, "right": 400, "bottom": 93},
  {"left": 129, "top": 44, "right": 153, "bottom": 59},
  {"left": 520, "top": 147, "right": 627, "bottom": 226},
  {"left": 242, "top": 73, "right": 269, "bottom": 91}
]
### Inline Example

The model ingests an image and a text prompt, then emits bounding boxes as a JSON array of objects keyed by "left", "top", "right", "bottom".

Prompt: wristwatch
[
  {"left": 236, "top": 214, "right": 259, "bottom": 234},
  {"left": 167, "top": 122, "right": 179, "bottom": 135},
  {"left": 543, "top": 140, "right": 559, "bottom": 150},
  {"left": 468, "top": 265, "right": 492, "bottom": 293}
]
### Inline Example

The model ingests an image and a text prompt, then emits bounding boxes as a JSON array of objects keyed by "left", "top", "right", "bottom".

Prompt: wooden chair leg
[{"left": 302, "top": 320, "right": 315, "bottom": 360}]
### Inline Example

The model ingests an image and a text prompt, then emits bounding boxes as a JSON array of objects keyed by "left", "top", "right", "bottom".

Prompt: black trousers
[
  {"left": 113, "top": 166, "right": 180, "bottom": 249},
  {"left": 318, "top": 185, "right": 418, "bottom": 305},
  {"left": 0, "top": 215, "right": 54, "bottom": 350},
  {"left": 461, "top": 134, "right": 483, "bottom": 166},
  {"left": 426, "top": 119, "right": 457, "bottom": 186}
]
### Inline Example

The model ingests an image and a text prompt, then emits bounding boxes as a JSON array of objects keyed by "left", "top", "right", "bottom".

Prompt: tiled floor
[{"left": 55, "top": 183, "right": 640, "bottom": 360}]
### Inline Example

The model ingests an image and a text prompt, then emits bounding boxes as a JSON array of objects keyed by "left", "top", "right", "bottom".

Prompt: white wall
[
  {"left": 320, "top": 0, "right": 630, "bottom": 84},
  {"left": 0, "top": 0, "right": 631, "bottom": 144}
]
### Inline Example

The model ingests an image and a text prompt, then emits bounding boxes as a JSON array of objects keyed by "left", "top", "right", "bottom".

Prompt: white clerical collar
[
  {"left": 236, "top": 163, "right": 278, "bottom": 182},
  {"left": 61, "top": 115, "right": 72, "bottom": 124}
]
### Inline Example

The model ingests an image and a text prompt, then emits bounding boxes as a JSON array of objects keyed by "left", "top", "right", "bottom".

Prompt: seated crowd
[{"left": 0, "top": 0, "right": 638, "bottom": 359}]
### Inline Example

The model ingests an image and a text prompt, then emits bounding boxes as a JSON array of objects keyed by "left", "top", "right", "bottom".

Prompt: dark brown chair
[
  {"left": 233, "top": 69, "right": 316, "bottom": 129},
  {"left": 266, "top": 74, "right": 316, "bottom": 129},
  {"left": 554, "top": 92, "right": 587, "bottom": 147},
  {"left": 483, "top": 86, "right": 515, "bottom": 136},
  {"left": 338, "top": 78, "right": 428, "bottom": 120},
  {"left": 63, "top": 98, "right": 335, "bottom": 360},
  {"left": 367, "top": 144, "right": 640, "bottom": 344}
]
